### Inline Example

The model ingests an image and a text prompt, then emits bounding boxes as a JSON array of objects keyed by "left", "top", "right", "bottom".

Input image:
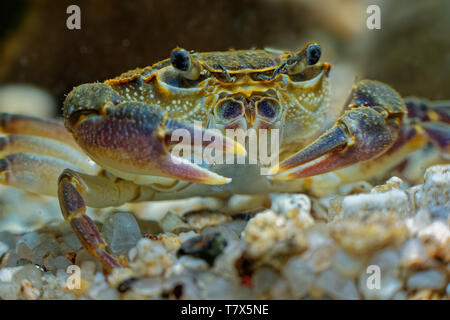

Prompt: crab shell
[{"left": 103, "top": 47, "right": 334, "bottom": 149}]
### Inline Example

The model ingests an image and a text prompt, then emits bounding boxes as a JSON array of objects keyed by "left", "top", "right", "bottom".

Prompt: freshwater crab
[{"left": 0, "top": 42, "right": 448, "bottom": 271}]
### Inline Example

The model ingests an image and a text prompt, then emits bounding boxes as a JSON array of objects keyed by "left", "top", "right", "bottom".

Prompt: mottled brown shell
[{"left": 194, "top": 50, "right": 282, "bottom": 73}]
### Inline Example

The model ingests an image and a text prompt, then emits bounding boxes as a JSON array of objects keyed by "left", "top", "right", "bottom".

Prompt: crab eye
[
  {"left": 256, "top": 98, "right": 281, "bottom": 120},
  {"left": 306, "top": 43, "right": 321, "bottom": 65},
  {"left": 170, "top": 48, "right": 191, "bottom": 71},
  {"left": 215, "top": 99, "right": 244, "bottom": 121}
]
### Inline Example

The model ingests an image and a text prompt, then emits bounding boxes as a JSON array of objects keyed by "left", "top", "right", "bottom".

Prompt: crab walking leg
[
  {"left": 0, "top": 113, "right": 79, "bottom": 149},
  {"left": 0, "top": 153, "right": 81, "bottom": 196},
  {"left": 58, "top": 169, "right": 143, "bottom": 271},
  {"left": 0, "top": 135, "right": 99, "bottom": 174},
  {"left": 405, "top": 98, "right": 450, "bottom": 152},
  {"left": 269, "top": 80, "right": 408, "bottom": 180}
]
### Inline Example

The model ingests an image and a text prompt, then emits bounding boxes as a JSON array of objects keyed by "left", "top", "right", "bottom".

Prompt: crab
[{"left": 0, "top": 42, "right": 448, "bottom": 271}]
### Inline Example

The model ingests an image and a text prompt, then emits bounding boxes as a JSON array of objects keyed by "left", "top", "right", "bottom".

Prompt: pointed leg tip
[
  {"left": 203, "top": 175, "right": 232, "bottom": 185},
  {"left": 267, "top": 166, "right": 307, "bottom": 181},
  {"left": 266, "top": 164, "right": 281, "bottom": 179},
  {"left": 234, "top": 142, "right": 247, "bottom": 156}
]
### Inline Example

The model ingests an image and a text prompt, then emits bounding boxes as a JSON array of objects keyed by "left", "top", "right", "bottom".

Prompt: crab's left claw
[
  {"left": 64, "top": 83, "right": 246, "bottom": 185},
  {"left": 269, "top": 80, "right": 406, "bottom": 180}
]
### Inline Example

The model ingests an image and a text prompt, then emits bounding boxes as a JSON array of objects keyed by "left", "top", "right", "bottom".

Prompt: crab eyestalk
[
  {"left": 269, "top": 80, "right": 407, "bottom": 180},
  {"left": 281, "top": 41, "right": 322, "bottom": 75},
  {"left": 170, "top": 48, "right": 203, "bottom": 80}
]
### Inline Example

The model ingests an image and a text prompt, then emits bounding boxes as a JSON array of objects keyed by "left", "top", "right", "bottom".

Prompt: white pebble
[
  {"left": 102, "top": 212, "right": 142, "bottom": 254},
  {"left": 369, "top": 249, "right": 400, "bottom": 277},
  {"left": 253, "top": 267, "right": 280, "bottom": 296},
  {"left": 363, "top": 276, "right": 403, "bottom": 300},
  {"left": 133, "top": 277, "right": 163, "bottom": 296},
  {"left": 315, "top": 269, "right": 360, "bottom": 300},
  {"left": 0, "top": 266, "right": 23, "bottom": 282},
  {"left": 407, "top": 270, "right": 446, "bottom": 290},
  {"left": 62, "top": 232, "right": 82, "bottom": 251},
  {"left": 400, "top": 238, "right": 429, "bottom": 266},
  {"left": 89, "top": 272, "right": 119, "bottom": 300},
  {"left": 52, "top": 256, "right": 72, "bottom": 271},
  {"left": 16, "top": 232, "right": 42, "bottom": 259},
  {"left": 339, "top": 189, "right": 410, "bottom": 218},
  {"left": 332, "top": 250, "right": 363, "bottom": 279},
  {"left": 282, "top": 258, "right": 315, "bottom": 299}
]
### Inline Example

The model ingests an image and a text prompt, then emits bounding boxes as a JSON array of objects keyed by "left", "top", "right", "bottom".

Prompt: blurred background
[{"left": 0, "top": 0, "right": 449, "bottom": 118}]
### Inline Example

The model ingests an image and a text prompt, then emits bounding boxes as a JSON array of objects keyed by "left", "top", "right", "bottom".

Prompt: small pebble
[
  {"left": 282, "top": 258, "right": 315, "bottom": 299},
  {"left": 407, "top": 270, "right": 446, "bottom": 290},
  {"left": 13, "top": 264, "right": 43, "bottom": 290},
  {"left": 16, "top": 232, "right": 42, "bottom": 260},
  {"left": 52, "top": 256, "right": 73, "bottom": 271},
  {"left": 177, "top": 232, "right": 227, "bottom": 266},
  {"left": 315, "top": 269, "right": 360, "bottom": 300},
  {"left": 31, "top": 237, "right": 61, "bottom": 266},
  {"left": 360, "top": 275, "right": 403, "bottom": 300},
  {"left": 400, "top": 238, "right": 429, "bottom": 266},
  {"left": 62, "top": 232, "right": 83, "bottom": 251},
  {"left": 132, "top": 277, "right": 163, "bottom": 296},
  {"left": 332, "top": 250, "right": 363, "bottom": 279},
  {"left": 160, "top": 211, "right": 191, "bottom": 233},
  {"left": 89, "top": 272, "right": 120, "bottom": 300},
  {"left": 0, "top": 231, "right": 16, "bottom": 248},
  {"left": 102, "top": 212, "right": 142, "bottom": 255},
  {"left": 392, "top": 290, "right": 407, "bottom": 300},
  {"left": 270, "top": 193, "right": 314, "bottom": 229},
  {"left": 252, "top": 267, "right": 281, "bottom": 296}
]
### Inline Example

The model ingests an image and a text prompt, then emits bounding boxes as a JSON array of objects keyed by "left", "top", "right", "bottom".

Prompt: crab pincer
[
  {"left": 269, "top": 80, "right": 407, "bottom": 180},
  {"left": 64, "top": 83, "right": 245, "bottom": 185}
]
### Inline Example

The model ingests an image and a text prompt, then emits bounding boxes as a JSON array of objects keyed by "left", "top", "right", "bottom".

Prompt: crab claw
[
  {"left": 269, "top": 80, "right": 406, "bottom": 180},
  {"left": 64, "top": 84, "right": 245, "bottom": 185}
]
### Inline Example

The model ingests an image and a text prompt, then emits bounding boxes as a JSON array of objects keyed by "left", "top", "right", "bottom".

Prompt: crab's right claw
[
  {"left": 64, "top": 84, "right": 245, "bottom": 185},
  {"left": 269, "top": 80, "right": 405, "bottom": 180}
]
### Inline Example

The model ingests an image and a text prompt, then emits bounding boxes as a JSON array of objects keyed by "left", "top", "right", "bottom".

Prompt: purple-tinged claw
[
  {"left": 68, "top": 100, "right": 244, "bottom": 185},
  {"left": 269, "top": 107, "right": 400, "bottom": 180},
  {"left": 268, "top": 124, "right": 350, "bottom": 176},
  {"left": 269, "top": 80, "right": 407, "bottom": 180}
]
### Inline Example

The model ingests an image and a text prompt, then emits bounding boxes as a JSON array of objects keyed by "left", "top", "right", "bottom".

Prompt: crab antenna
[
  {"left": 170, "top": 48, "right": 202, "bottom": 80},
  {"left": 283, "top": 41, "right": 321, "bottom": 74}
]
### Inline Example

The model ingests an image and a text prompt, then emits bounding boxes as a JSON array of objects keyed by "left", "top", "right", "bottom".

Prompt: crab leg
[
  {"left": 269, "top": 80, "right": 408, "bottom": 180},
  {"left": 58, "top": 169, "right": 146, "bottom": 271},
  {"left": 0, "top": 113, "right": 100, "bottom": 195},
  {"left": 64, "top": 84, "right": 245, "bottom": 185},
  {"left": 405, "top": 98, "right": 450, "bottom": 152},
  {"left": 0, "top": 113, "right": 79, "bottom": 149},
  {"left": 0, "top": 153, "right": 82, "bottom": 196},
  {"left": 0, "top": 135, "right": 98, "bottom": 174}
]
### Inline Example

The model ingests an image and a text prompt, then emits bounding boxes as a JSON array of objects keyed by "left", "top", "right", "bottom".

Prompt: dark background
[{"left": 0, "top": 0, "right": 449, "bottom": 114}]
